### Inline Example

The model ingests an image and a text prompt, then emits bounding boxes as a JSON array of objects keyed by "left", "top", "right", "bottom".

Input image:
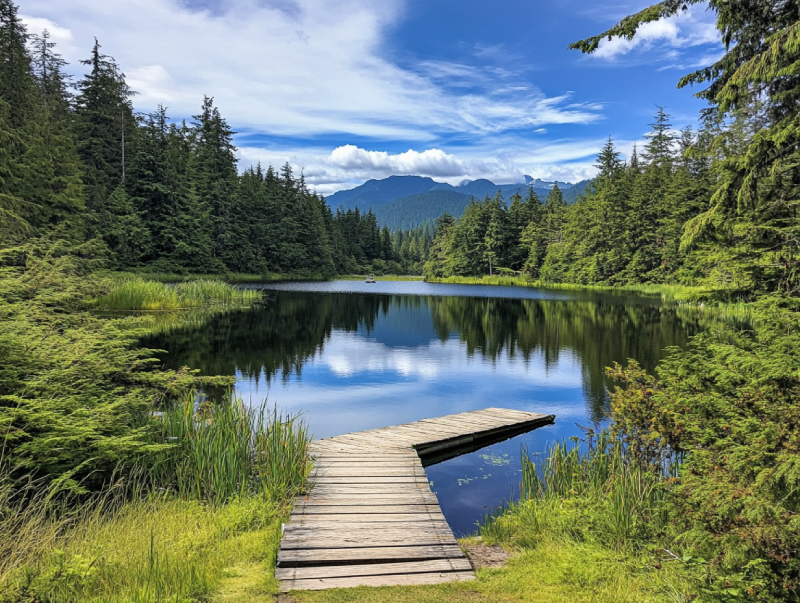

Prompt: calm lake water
[{"left": 145, "top": 280, "right": 701, "bottom": 535}]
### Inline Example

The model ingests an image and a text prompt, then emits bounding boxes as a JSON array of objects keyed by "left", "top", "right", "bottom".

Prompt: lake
[{"left": 144, "top": 280, "right": 701, "bottom": 535}]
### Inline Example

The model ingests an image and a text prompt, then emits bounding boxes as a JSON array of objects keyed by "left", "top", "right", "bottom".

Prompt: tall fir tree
[{"left": 74, "top": 40, "right": 135, "bottom": 242}]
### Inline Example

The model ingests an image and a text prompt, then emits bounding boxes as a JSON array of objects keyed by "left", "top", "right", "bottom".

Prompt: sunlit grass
[
  {"left": 424, "top": 275, "right": 707, "bottom": 299},
  {"left": 291, "top": 537, "right": 692, "bottom": 603},
  {"left": 93, "top": 277, "right": 262, "bottom": 311},
  {"left": 1, "top": 399, "right": 311, "bottom": 602}
]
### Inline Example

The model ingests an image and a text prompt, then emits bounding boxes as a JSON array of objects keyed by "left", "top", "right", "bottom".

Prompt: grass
[
  {"left": 0, "top": 398, "right": 311, "bottom": 603},
  {"left": 150, "top": 397, "right": 313, "bottom": 503},
  {"left": 2, "top": 494, "right": 284, "bottom": 603},
  {"left": 291, "top": 538, "right": 691, "bottom": 603},
  {"left": 424, "top": 275, "right": 708, "bottom": 300},
  {"left": 93, "top": 276, "right": 262, "bottom": 311}
]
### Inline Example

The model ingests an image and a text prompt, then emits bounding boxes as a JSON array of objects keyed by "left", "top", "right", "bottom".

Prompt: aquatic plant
[
  {"left": 482, "top": 434, "right": 668, "bottom": 549},
  {"left": 149, "top": 397, "right": 312, "bottom": 504},
  {"left": 93, "top": 276, "right": 261, "bottom": 310}
]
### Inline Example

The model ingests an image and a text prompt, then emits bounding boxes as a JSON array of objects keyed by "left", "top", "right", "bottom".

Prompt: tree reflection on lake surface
[{"left": 143, "top": 281, "right": 702, "bottom": 534}]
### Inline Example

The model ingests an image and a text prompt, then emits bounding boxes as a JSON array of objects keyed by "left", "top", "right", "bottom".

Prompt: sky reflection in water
[{"left": 147, "top": 280, "right": 697, "bottom": 535}]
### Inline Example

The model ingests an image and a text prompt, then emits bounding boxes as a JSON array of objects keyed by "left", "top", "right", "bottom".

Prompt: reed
[
  {"left": 93, "top": 277, "right": 261, "bottom": 311},
  {"left": 482, "top": 433, "right": 669, "bottom": 548},
  {"left": 0, "top": 399, "right": 310, "bottom": 601},
  {"left": 150, "top": 396, "right": 312, "bottom": 504}
]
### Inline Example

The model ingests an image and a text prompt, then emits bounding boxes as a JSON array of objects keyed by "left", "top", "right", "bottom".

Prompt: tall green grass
[
  {"left": 93, "top": 277, "right": 262, "bottom": 311},
  {"left": 1, "top": 398, "right": 311, "bottom": 601},
  {"left": 482, "top": 433, "right": 669, "bottom": 548},
  {"left": 150, "top": 397, "right": 312, "bottom": 504}
]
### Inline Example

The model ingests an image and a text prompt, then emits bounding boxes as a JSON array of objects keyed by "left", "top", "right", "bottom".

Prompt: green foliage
[
  {"left": 0, "top": 241, "right": 233, "bottom": 490},
  {"left": 607, "top": 305, "right": 800, "bottom": 602}
]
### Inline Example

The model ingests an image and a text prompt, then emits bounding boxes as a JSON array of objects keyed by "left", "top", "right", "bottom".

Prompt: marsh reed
[{"left": 93, "top": 277, "right": 261, "bottom": 311}]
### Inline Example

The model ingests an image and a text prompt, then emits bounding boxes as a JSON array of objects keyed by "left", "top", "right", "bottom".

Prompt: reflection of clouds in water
[
  {"left": 324, "top": 334, "right": 441, "bottom": 378},
  {"left": 234, "top": 328, "right": 587, "bottom": 439},
  {"left": 284, "top": 330, "right": 581, "bottom": 382}
]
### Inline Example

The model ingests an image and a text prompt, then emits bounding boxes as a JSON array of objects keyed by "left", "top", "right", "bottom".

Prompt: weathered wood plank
[
  {"left": 311, "top": 468, "right": 426, "bottom": 476},
  {"left": 290, "top": 513, "right": 448, "bottom": 523},
  {"left": 275, "top": 558, "right": 473, "bottom": 581},
  {"left": 291, "top": 505, "right": 443, "bottom": 514},
  {"left": 277, "top": 544, "right": 465, "bottom": 566},
  {"left": 284, "top": 522, "right": 453, "bottom": 534},
  {"left": 299, "top": 494, "right": 439, "bottom": 503},
  {"left": 308, "top": 485, "right": 433, "bottom": 494},
  {"left": 280, "top": 571, "right": 476, "bottom": 591},
  {"left": 310, "top": 477, "right": 429, "bottom": 484}
]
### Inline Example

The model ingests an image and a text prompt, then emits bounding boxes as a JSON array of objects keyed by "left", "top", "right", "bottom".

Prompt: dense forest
[
  {"left": 0, "top": 3, "right": 424, "bottom": 276},
  {"left": 425, "top": 104, "right": 780, "bottom": 295}
]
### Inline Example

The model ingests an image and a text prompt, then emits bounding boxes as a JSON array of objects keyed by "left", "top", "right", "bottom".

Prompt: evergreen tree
[
  {"left": 483, "top": 193, "right": 511, "bottom": 275},
  {"left": 74, "top": 39, "right": 135, "bottom": 241},
  {"left": 424, "top": 213, "right": 455, "bottom": 278},
  {"left": 191, "top": 97, "right": 237, "bottom": 263}
]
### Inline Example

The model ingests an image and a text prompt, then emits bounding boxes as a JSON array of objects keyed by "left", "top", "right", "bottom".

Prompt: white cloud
[
  {"left": 329, "top": 146, "right": 475, "bottom": 179},
  {"left": 592, "top": 7, "right": 720, "bottom": 61},
  {"left": 19, "top": 15, "right": 73, "bottom": 44},
  {"left": 20, "top": 0, "right": 601, "bottom": 139}
]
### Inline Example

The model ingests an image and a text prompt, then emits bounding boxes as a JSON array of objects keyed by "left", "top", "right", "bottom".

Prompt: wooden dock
[{"left": 276, "top": 407, "right": 555, "bottom": 591}]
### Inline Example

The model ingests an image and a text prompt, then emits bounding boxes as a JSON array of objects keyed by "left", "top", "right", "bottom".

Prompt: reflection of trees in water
[
  {"left": 143, "top": 293, "right": 389, "bottom": 400},
  {"left": 145, "top": 291, "right": 701, "bottom": 422},
  {"left": 427, "top": 296, "right": 701, "bottom": 421}
]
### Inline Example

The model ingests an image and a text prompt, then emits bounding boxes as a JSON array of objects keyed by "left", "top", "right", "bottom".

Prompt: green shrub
[{"left": 608, "top": 303, "right": 800, "bottom": 602}]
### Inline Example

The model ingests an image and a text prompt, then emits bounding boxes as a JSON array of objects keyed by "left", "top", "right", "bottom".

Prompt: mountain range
[{"left": 325, "top": 175, "right": 593, "bottom": 230}]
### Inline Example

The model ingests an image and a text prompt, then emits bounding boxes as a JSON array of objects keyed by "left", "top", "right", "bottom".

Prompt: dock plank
[
  {"left": 280, "top": 571, "right": 476, "bottom": 591},
  {"left": 277, "top": 544, "right": 465, "bottom": 566},
  {"left": 275, "top": 559, "right": 473, "bottom": 581}
]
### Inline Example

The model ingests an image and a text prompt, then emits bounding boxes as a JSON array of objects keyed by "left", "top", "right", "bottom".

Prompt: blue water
[{"left": 146, "top": 280, "right": 698, "bottom": 535}]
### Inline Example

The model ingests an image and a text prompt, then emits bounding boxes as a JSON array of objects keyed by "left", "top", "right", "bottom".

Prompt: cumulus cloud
[
  {"left": 592, "top": 7, "right": 720, "bottom": 61},
  {"left": 329, "top": 146, "right": 474, "bottom": 178}
]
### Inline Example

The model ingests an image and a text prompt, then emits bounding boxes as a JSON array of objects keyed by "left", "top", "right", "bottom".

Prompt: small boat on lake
[{"left": 365, "top": 274, "right": 376, "bottom": 283}]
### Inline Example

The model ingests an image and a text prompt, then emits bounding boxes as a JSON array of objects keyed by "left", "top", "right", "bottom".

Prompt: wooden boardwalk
[{"left": 276, "top": 407, "right": 555, "bottom": 591}]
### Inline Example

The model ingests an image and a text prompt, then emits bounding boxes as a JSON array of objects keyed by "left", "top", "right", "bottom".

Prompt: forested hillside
[{"left": 0, "top": 5, "right": 408, "bottom": 276}]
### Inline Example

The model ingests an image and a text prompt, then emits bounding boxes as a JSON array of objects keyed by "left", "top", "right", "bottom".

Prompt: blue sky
[{"left": 21, "top": 0, "right": 722, "bottom": 194}]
